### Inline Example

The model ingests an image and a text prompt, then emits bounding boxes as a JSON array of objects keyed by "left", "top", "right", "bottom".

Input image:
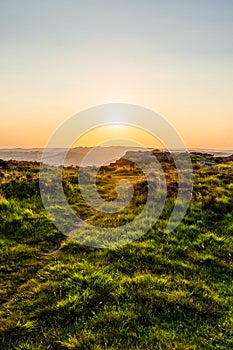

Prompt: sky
[{"left": 0, "top": 0, "right": 233, "bottom": 149}]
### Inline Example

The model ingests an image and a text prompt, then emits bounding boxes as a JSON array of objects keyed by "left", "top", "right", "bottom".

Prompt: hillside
[{"left": 0, "top": 152, "right": 232, "bottom": 349}]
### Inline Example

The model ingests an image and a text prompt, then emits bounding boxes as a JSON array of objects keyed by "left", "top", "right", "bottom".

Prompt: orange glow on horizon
[{"left": 72, "top": 124, "right": 164, "bottom": 149}]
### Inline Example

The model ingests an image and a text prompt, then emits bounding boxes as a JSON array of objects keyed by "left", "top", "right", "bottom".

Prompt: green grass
[{"left": 0, "top": 155, "right": 232, "bottom": 349}]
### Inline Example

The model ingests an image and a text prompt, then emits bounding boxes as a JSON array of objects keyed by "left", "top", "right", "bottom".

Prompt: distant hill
[
  {"left": 0, "top": 147, "right": 147, "bottom": 167},
  {"left": 0, "top": 147, "right": 232, "bottom": 167}
]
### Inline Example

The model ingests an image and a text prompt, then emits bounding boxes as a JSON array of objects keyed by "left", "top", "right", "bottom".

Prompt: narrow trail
[
  {"left": 4, "top": 225, "right": 83, "bottom": 305},
  {"left": 43, "top": 237, "right": 68, "bottom": 255},
  {"left": 43, "top": 222, "right": 83, "bottom": 255}
]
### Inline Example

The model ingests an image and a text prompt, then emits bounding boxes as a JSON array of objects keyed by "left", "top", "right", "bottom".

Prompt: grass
[{"left": 0, "top": 154, "right": 232, "bottom": 349}]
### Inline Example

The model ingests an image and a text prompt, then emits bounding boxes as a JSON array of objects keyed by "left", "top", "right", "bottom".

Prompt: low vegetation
[{"left": 0, "top": 153, "right": 232, "bottom": 349}]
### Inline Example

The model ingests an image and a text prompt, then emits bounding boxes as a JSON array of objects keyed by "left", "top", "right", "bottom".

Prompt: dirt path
[
  {"left": 43, "top": 237, "right": 68, "bottom": 255},
  {"left": 43, "top": 223, "right": 83, "bottom": 255}
]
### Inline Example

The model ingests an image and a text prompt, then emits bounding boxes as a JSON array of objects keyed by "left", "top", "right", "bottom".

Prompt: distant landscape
[
  {"left": 0, "top": 147, "right": 233, "bottom": 166},
  {"left": 0, "top": 147, "right": 146, "bottom": 167}
]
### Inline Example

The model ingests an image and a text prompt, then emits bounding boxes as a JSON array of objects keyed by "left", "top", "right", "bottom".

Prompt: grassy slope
[{"left": 0, "top": 156, "right": 232, "bottom": 349}]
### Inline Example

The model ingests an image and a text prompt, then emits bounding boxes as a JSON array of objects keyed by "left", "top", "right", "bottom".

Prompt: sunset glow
[
  {"left": 0, "top": 1, "right": 233, "bottom": 150},
  {"left": 73, "top": 124, "right": 164, "bottom": 149}
]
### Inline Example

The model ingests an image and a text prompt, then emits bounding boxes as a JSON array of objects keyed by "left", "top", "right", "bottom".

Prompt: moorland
[{"left": 0, "top": 151, "right": 232, "bottom": 349}]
